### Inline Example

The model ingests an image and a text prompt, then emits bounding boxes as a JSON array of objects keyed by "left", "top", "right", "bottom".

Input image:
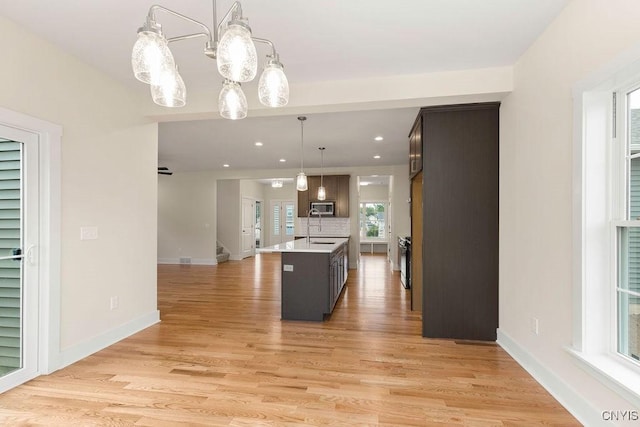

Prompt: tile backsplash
[{"left": 296, "top": 217, "right": 350, "bottom": 236}]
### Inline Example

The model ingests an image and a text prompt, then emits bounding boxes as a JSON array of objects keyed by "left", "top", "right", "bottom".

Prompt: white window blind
[{"left": 0, "top": 141, "right": 22, "bottom": 375}]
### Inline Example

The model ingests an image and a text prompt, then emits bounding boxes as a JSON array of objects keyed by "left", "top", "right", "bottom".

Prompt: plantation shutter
[
  {"left": 273, "top": 204, "right": 280, "bottom": 236},
  {"left": 0, "top": 141, "right": 22, "bottom": 375}
]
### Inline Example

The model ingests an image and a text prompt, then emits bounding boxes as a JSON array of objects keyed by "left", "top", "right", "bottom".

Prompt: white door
[
  {"left": 0, "top": 125, "right": 39, "bottom": 393},
  {"left": 270, "top": 200, "right": 295, "bottom": 245},
  {"left": 241, "top": 197, "right": 254, "bottom": 258}
]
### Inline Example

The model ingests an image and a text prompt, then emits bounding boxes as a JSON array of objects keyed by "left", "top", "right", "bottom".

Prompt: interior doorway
[
  {"left": 255, "top": 200, "right": 263, "bottom": 249},
  {"left": 357, "top": 175, "right": 391, "bottom": 258},
  {"left": 241, "top": 197, "right": 255, "bottom": 258}
]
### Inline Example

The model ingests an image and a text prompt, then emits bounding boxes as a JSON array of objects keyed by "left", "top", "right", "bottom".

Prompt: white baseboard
[
  {"left": 229, "top": 254, "right": 244, "bottom": 261},
  {"left": 157, "top": 258, "right": 217, "bottom": 265},
  {"left": 192, "top": 258, "right": 217, "bottom": 265},
  {"left": 57, "top": 310, "right": 160, "bottom": 371},
  {"left": 496, "top": 329, "right": 604, "bottom": 427}
]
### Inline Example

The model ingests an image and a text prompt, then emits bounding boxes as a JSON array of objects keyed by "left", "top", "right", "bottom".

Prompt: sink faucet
[{"left": 307, "top": 208, "right": 322, "bottom": 243}]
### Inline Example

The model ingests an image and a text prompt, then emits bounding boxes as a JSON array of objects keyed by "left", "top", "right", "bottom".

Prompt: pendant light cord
[
  {"left": 320, "top": 147, "right": 324, "bottom": 186},
  {"left": 298, "top": 116, "right": 306, "bottom": 173}
]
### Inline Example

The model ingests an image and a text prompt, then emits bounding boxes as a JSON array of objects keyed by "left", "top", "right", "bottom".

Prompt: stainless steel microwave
[{"left": 310, "top": 202, "right": 335, "bottom": 216}]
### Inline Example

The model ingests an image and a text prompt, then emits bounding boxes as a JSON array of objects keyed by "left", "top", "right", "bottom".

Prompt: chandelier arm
[
  {"left": 167, "top": 33, "right": 210, "bottom": 43},
  {"left": 252, "top": 37, "right": 278, "bottom": 58},
  {"left": 147, "top": 4, "right": 214, "bottom": 43}
]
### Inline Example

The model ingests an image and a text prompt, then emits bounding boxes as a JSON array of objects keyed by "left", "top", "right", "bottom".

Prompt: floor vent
[{"left": 179, "top": 257, "right": 192, "bottom": 264}]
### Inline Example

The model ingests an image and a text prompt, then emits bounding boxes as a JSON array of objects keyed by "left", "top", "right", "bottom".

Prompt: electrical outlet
[
  {"left": 110, "top": 296, "right": 119, "bottom": 310},
  {"left": 283, "top": 264, "right": 294, "bottom": 272},
  {"left": 531, "top": 317, "right": 539, "bottom": 335}
]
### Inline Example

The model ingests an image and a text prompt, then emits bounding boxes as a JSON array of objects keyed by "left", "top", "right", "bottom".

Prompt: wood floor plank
[{"left": 0, "top": 253, "right": 579, "bottom": 426}]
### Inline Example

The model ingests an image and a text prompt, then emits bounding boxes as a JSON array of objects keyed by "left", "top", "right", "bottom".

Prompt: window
[
  {"left": 572, "top": 44, "right": 640, "bottom": 408},
  {"left": 359, "top": 202, "right": 386, "bottom": 240},
  {"left": 615, "top": 86, "right": 640, "bottom": 363}
]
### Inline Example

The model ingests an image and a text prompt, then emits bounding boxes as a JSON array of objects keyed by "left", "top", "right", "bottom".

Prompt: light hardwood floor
[{"left": 0, "top": 253, "right": 579, "bottom": 426}]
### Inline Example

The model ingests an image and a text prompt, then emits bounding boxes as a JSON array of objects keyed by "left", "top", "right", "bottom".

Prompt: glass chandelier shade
[
  {"left": 216, "top": 21, "right": 258, "bottom": 83},
  {"left": 218, "top": 80, "right": 248, "bottom": 120},
  {"left": 151, "top": 66, "right": 186, "bottom": 107},
  {"left": 271, "top": 179, "right": 283, "bottom": 188},
  {"left": 296, "top": 172, "right": 308, "bottom": 192},
  {"left": 258, "top": 59, "right": 289, "bottom": 107},
  {"left": 131, "top": 29, "right": 175, "bottom": 85}
]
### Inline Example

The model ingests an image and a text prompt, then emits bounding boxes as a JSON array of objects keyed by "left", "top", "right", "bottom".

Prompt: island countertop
[{"left": 257, "top": 237, "right": 349, "bottom": 254}]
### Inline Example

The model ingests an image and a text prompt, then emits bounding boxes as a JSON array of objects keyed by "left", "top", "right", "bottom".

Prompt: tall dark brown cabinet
[{"left": 412, "top": 103, "right": 499, "bottom": 341}]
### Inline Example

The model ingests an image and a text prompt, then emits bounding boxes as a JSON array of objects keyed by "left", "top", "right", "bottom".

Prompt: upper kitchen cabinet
[
  {"left": 297, "top": 185, "right": 309, "bottom": 217},
  {"left": 297, "top": 175, "right": 350, "bottom": 217},
  {"left": 335, "top": 175, "right": 350, "bottom": 217},
  {"left": 408, "top": 115, "right": 423, "bottom": 179}
]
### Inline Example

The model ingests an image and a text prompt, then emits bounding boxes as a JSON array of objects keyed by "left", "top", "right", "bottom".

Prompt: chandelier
[{"left": 131, "top": 1, "right": 289, "bottom": 119}]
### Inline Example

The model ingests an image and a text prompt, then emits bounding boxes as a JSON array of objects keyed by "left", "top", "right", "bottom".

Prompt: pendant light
[
  {"left": 296, "top": 116, "right": 308, "bottom": 192},
  {"left": 317, "top": 147, "right": 326, "bottom": 201}
]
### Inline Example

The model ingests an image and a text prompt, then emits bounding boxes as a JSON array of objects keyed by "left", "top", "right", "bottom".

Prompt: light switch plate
[
  {"left": 80, "top": 226, "right": 98, "bottom": 240},
  {"left": 283, "top": 264, "right": 294, "bottom": 272}
]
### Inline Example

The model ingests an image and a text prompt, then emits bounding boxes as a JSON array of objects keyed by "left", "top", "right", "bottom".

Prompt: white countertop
[{"left": 257, "top": 237, "right": 349, "bottom": 254}]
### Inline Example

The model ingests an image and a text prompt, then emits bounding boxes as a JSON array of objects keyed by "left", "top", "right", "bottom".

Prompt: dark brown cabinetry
[
  {"left": 297, "top": 175, "right": 350, "bottom": 217},
  {"left": 409, "top": 115, "right": 422, "bottom": 178},
  {"left": 411, "top": 103, "right": 499, "bottom": 341},
  {"left": 281, "top": 241, "right": 348, "bottom": 321}
]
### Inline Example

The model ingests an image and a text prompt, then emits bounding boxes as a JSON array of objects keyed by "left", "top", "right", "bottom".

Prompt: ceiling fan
[{"left": 158, "top": 166, "right": 173, "bottom": 176}]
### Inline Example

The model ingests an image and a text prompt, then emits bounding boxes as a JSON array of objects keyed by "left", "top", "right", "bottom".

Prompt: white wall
[
  {"left": 359, "top": 184, "right": 389, "bottom": 201},
  {"left": 499, "top": 0, "right": 640, "bottom": 422},
  {"left": 158, "top": 172, "right": 216, "bottom": 265},
  {"left": 216, "top": 179, "right": 241, "bottom": 258},
  {"left": 240, "top": 179, "right": 265, "bottom": 201},
  {"left": 0, "top": 16, "right": 158, "bottom": 365}
]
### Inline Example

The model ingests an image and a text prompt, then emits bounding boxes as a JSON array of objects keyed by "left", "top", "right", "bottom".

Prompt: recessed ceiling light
[
  {"left": 255, "top": 141, "right": 263, "bottom": 147},
  {"left": 373, "top": 155, "right": 381, "bottom": 159},
  {"left": 374, "top": 136, "right": 384, "bottom": 141},
  {"left": 372, "top": 175, "right": 379, "bottom": 177},
  {"left": 279, "top": 158, "right": 286, "bottom": 162},
  {"left": 223, "top": 164, "right": 230, "bottom": 168}
]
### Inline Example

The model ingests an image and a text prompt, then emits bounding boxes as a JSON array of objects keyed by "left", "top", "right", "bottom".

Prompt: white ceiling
[{"left": 0, "top": 0, "right": 570, "bottom": 172}]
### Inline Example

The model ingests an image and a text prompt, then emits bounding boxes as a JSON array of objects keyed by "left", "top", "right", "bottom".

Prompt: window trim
[{"left": 571, "top": 50, "right": 640, "bottom": 408}]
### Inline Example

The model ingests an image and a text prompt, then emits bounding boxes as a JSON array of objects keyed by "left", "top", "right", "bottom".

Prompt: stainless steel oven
[{"left": 399, "top": 236, "right": 411, "bottom": 289}]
